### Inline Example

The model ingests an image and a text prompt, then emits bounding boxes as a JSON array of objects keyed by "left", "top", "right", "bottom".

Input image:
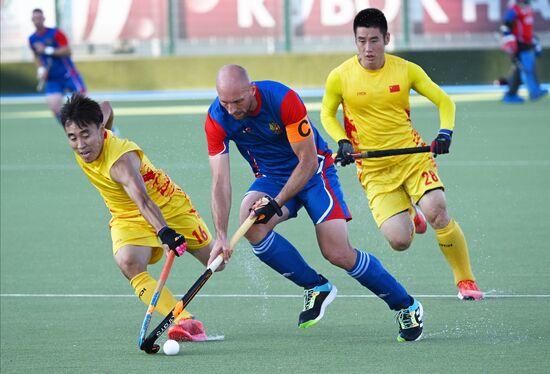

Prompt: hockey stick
[
  {"left": 140, "top": 213, "right": 257, "bottom": 354},
  {"left": 334, "top": 146, "right": 431, "bottom": 165},
  {"left": 137, "top": 249, "right": 177, "bottom": 348},
  {"left": 350, "top": 146, "right": 431, "bottom": 159}
]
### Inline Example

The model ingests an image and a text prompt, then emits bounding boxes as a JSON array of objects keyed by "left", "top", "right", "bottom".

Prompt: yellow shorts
[
  {"left": 110, "top": 193, "right": 212, "bottom": 264},
  {"left": 359, "top": 152, "right": 444, "bottom": 227}
]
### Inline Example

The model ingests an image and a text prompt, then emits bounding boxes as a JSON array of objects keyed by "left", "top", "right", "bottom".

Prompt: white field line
[
  {"left": 0, "top": 93, "right": 507, "bottom": 120},
  {"left": 0, "top": 90, "right": 507, "bottom": 105},
  {"left": 0, "top": 293, "right": 549, "bottom": 299}
]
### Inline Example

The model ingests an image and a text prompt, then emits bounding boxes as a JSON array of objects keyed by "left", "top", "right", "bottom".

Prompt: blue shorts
[
  {"left": 246, "top": 164, "right": 352, "bottom": 225},
  {"left": 45, "top": 74, "right": 86, "bottom": 95}
]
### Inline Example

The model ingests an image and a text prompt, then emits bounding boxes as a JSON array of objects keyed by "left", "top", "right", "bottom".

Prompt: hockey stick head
[
  {"left": 140, "top": 308, "right": 179, "bottom": 354},
  {"left": 141, "top": 342, "right": 160, "bottom": 354},
  {"left": 139, "top": 215, "right": 257, "bottom": 355}
]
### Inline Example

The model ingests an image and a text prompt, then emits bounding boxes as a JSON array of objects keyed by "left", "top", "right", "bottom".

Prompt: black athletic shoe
[
  {"left": 298, "top": 275, "right": 337, "bottom": 329},
  {"left": 396, "top": 299, "right": 424, "bottom": 342}
]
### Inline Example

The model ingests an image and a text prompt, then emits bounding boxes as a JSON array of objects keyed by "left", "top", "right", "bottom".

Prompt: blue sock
[
  {"left": 347, "top": 250, "right": 412, "bottom": 310},
  {"left": 252, "top": 231, "right": 320, "bottom": 288},
  {"left": 519, "top": 50, "right": 539, "bottom": 96}
]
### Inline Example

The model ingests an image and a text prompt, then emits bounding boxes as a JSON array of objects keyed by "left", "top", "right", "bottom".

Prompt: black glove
[
  {"left": 251, "top": 195, "right": 283, "bottom": 224},
  {"left": 157, "top": 227, "right": 187, "bottom": 256},
  {"left": 334, "top": 139, "right": 355, "bottom": 166},
  {"left": 430, "top": 129, "right": 453, "bottom": 155}
]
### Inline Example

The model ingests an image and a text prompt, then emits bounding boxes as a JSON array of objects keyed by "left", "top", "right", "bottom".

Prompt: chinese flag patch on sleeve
[{"left": 389, "top": 85, "right": 400, "bottom": 93}]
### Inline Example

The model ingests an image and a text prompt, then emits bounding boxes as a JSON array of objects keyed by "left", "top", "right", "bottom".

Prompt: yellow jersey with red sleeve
[
  {"left": 321, "top": 54, "right": 455, "bottom": 171},
  {"left": 75, "top": 130, "right": 180, "bottom": 221}
]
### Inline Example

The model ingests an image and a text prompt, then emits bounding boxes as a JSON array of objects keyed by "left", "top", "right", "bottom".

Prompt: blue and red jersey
[
  {"left": 504, "top": 4, "right": 534, "bottom": 46},
  {"left": 205, "top": 80, "right": 333, "bottom": 178},
  {"left": 28, "top": 27, "right": 80, "bottom": 80}
]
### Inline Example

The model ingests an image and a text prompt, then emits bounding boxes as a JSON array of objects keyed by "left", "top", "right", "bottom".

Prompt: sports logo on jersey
[
  {"left": 269, "top": 122, "right": 282, "bottom": 135},
  {"left": 389, "top": 85, "right": 400, "bottom": 93}
]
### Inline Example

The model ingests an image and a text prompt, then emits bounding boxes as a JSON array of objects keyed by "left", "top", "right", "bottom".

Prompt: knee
[
  {"left": 116, "top": 257, "right": 146, "bottom": 281},
  {"left": 322, "top": 247, "right": 356, "bottom": 269},
  {"left": 388, "top": 237, "right": 412, "bottom": 251},
  {"left": 245, "top": 226, "right": 270, "bottom": 244},
  {"left": 427, "top": 209, "right": 450, "bottom": 230}
]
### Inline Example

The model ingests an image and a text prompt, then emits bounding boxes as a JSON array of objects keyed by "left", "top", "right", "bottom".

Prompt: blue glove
[{"left": 431, "top": 129, "right": 453, "bottom": 155}]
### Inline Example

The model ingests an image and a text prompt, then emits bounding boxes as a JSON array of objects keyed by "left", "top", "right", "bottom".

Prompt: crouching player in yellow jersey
[
  {"left": 60, "top": 93, "right": 215, "bottom": 340},
  {"left": 320, "top": 8, "right": 484, "bottom": 300}
]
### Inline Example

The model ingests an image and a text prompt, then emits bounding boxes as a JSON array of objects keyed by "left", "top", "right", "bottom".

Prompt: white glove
[{"left": 37, "top": 66, "right": 47, "bottom": 80}]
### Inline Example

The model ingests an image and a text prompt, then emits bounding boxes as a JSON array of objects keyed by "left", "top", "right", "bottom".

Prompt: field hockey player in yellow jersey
[
  {"left": 320, "top": 8, "right": 483, "bottom": 300},
  {"left": 60, "top": 93, "right": 215, "bottom": 341}
]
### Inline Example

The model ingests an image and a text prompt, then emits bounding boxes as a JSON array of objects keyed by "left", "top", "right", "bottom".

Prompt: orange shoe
[
  {"left": 167, "top": 319, "right": 208, "bottom": 342},
  {"left": 412, "top": 205, "right": 427, "bottom": 234},
  {"left": 457, "top": 280, "right": 485, "bottom": 300}
]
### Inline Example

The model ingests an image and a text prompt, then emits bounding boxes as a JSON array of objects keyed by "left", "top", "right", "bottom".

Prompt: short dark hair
[
  {"left": 32, "top": 8, "right": 44, "bottom": 14},
  {"left": 60, "top": 93, "right": 103, "bottom": 129},
  {"left": 353, "top": 8, "right": 388, "bottom": 36}
]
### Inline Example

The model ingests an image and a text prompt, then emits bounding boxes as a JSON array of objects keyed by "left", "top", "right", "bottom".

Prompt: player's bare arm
[
  {"left": 110, "top": 151, "right": 167, "bottom": 233},
  {"left": 32, "top": 53, "right": 42, "bottom": 68},
  {"left": 52, "top": 45, "right": 71, "bottom": 57},
  {"left": 275, "top": 131, "right": 318, "bottom": 207},
  {"left": 99, "top": 101, "right": 114, "bottom": 130},
  {"left": 208, "top": 153, "right": 232, "bottom": 264},
  {"left": 32, "top": 53, "right": 48, "bottom": 85},
  {"left": 33, "top": 42, "right": 71, "bottom": 57}
]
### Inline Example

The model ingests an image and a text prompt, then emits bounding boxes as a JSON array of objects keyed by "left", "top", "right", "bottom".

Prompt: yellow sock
[
  {"left": 130, "top": 271, "right": 193, "bottom": 320},
  {"left": 435, "top": 219, "right": 475, "bottom": 285}
]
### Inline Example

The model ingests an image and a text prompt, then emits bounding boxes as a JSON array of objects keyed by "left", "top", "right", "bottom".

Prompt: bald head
[
  {"left": 216, "top": 65, "right": 256, "bottom": 120},
  {"left": 216, "top": 64, "right": 250, "bottom": 92}
]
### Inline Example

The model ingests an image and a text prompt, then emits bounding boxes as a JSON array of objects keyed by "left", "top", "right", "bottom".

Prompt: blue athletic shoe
[
  {"left": 502, "top": 94, "right": 525, "bottom": 104},
  {"left": 396, "top": 299, "right": 424, "bottom": 342},
  {"left": 298, "top": 275, "right": 337, "bottom": 329},
  {"left": 530, "top": 89, "right": 548, "bottom": 101}
]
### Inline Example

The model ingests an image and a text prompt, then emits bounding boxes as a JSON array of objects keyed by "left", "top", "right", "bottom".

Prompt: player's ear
[{"left": 384, "top": 32, "right": 391, "bottom": 46}]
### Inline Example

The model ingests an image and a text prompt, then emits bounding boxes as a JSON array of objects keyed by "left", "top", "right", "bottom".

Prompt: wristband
[
  {"left": 44, "top": 46, "right": 55, "bottom": 55},
  {"left": 438, "top": 129, "right": 453, "bottom": 139}
]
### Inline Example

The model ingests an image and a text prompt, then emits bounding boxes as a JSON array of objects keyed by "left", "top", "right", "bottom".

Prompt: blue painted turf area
[{"left": 2, "top": 83, "right": 549, "bottom": 103}]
